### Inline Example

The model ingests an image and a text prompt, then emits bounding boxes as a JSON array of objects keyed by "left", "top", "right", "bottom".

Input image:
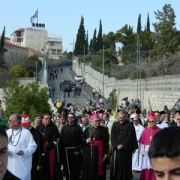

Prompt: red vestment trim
[
  {"left": 91, "top": 140, "right": 104, "bottom": 175},
  {"left": 45, "top": 142, "right": 55, "bottom": 180}
]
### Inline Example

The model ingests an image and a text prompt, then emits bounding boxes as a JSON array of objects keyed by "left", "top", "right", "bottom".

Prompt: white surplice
[
  {"left": 132, "top": 123, "right": 144, "bottom": 171},
  {"left": 157, "top": 120, "right": 168, "bottom": 129},
  {"left": 7, "top": 127, "right": 37, "bottom": 180}
]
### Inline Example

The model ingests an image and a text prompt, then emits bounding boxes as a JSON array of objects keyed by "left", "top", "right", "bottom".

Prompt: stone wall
[{"left": 73, "top": 59, "right": 180, "bottom": 111}]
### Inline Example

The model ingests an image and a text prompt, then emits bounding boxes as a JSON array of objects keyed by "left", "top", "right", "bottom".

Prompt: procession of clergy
[{"left": 4, "top": 104, "right": 180, "bottom": 180}]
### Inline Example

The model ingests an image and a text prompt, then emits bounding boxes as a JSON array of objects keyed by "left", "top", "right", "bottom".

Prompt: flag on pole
[{"left": 30, "top": 9, "right": 38, "bottom": 23}]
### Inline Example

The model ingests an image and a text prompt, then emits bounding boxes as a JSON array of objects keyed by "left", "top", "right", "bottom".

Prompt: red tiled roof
[
  {"left": 15, "top": 28, "right": 25, "bottom": 32},
  {"left": 26, "top": 47, "right": 45, "bottom": 57},
  {"left": 4, "top": 41, "right": 28, "bottom": 50}
]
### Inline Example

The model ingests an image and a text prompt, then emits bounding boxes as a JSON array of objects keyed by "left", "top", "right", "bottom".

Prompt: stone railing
[{"left": 73, "top": 59, "right": 180, "bottom": 111}]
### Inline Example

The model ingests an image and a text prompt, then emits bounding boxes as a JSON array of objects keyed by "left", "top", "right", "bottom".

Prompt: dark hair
[
  {"left": 148, "top": 127, "right": 180, "bottom": 158},
  {"left": 0, "top": 126, "right": 8, "bottom": 140},
  {"left": 68, "top": 112, "right": 75, "bottom": 118},
  {"left": 42, "top": 112, "right": 51, "bottom": 118},
  {"left": 104, "top": 113, "right": 109, "bottom": 118},
  {"left": 15, "top": 114, "right": 22, "bottom": 123},
  {"left": 34, "top": 113, "right": 41, "bottom": 118}
]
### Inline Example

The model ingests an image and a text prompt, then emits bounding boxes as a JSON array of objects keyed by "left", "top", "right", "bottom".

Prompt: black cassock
[
  {"left": 82, "top": 126, "right": 109, "bottom": 180},
  {"left": 61, "top": 123, "right": 83, "bottom": 180},
  {"left": 37, "top": 121, "right": 63, "bottom": 180},
  {"left": 30, "top": 127, "right": 44, "bottom": 180},
  {"left": 110, "top": 121, "right": 138, "bottom": 180}
]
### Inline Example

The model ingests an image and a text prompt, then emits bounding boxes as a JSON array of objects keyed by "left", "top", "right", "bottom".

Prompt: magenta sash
[
  {"left": 45, "top": 142, "right": 55, "bottom": 180},
  {"left": 91, "top": 140, "right": 104, "bottom": 175}
]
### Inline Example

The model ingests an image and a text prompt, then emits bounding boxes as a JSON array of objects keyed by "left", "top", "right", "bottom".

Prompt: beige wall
[
  {"left": 73, "top": 59, "right": 179, "bottom": 111},
  {"left": 4, "top": 45, "right": 28, "bottom": 69}
]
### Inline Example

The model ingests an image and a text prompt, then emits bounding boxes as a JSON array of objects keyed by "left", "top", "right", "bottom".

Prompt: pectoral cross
[{"left": 149, "top": 136, "right": 152, "bottom": 141}]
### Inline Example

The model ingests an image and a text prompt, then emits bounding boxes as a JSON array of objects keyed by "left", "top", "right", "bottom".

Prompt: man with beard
[
  {"left": 61, "top": 113, "right": 82, "bottom": 180},
  {"left": 37, "top": 112, "right": 62, "bottom": 180},
  {"left": 110, "top": 111, "right": 138, "bottom": 180},
  {"left": 82, "top": 113, "right": 109, "bottom": 180}
]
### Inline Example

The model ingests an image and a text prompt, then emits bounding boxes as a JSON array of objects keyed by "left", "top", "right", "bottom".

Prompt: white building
[
  {"left": 10, "top": 26, "right": 63, "bottom": 60},
  {"left": 47, "top": 37, "right": 63, "bottom": 60}
]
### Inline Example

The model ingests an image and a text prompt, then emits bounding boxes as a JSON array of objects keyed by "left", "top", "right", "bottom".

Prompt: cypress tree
[
  {"left": 0, "top": 26, "right": 7, "bottom": 69},
  {"left": 85, "top": 31, "right": 89, "bottom": 54},
  {"left": 74, "top": 16, "right": 86, "bottom": 55},
  {"left": 147, "top": 13, "right": 150, "bottom": 31},
  {"left": 97, "top": 19, "right": 103, "bottom": 52},
  {"left": 137, "top": 14, "right": 142, "bottom": 33},
  {"left": 89, "top": 28, "right": 97, "bottom": 54}
]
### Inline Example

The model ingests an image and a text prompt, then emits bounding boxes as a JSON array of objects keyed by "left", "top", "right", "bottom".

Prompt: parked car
[{"left": 74, "top": 75, "right": 83, "bottom": 82}]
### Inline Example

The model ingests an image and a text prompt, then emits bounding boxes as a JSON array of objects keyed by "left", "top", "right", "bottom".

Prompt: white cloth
[
  {"left": 132, "top": 124, "right": 144, "bottom": 171},
  {"left": 139, "top": 144, "right": 152, "bottom": 169},
  {"left": 7, "top": 127, "right": 37, "bottom": 180},
  {"left": 157, "top": 121, "right": 168, "bottom": 129}
]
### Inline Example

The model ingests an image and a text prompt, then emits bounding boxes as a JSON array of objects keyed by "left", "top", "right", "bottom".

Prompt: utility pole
[
  {"left": 136, "top": 35, "right": 139, "bottom": 100},
  {"left": 139, "top": 41, "right": 141, "bottom": 102},
  {"left": 36, "top": 60, "right": 38, "bottom": 81},
  {"left": 136, "top": 34, "right": 141, "bottom": 101},
  {"left": 102, "top": 45, "right": 105, "bottom": 97}
]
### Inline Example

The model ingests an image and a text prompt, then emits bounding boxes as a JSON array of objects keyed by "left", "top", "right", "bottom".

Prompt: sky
[{"left": 0, "top": 0, "right": 180, "bottom": 52}]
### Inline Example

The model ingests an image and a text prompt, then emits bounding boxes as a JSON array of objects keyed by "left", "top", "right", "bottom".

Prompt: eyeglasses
[
  {"left": 149, "top": 120, "right": 155, "bottom": 123},
  {"left": 68, "top": 117, "right": 74, "bottom": 119},
  {"left": 133, "top": 120, "right": 139, "bottom": 122},
  {"left": 100, "top": 121, "right": 105, "bottom": 124},
  {"left": 94, "top": 120, "right": 100, "bottom": 122}
]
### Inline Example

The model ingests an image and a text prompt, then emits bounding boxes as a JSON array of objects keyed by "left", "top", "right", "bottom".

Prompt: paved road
[
  {"left": 47, "top": 66, "right": 140, "bottom": 180},
  {"left": 48, "top": 66, "right": 91, "bottom": 106}
]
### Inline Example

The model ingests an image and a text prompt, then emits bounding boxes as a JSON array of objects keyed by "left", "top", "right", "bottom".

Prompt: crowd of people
[{"left": 0, "top": 95, "right": 180, "bottom": 180}]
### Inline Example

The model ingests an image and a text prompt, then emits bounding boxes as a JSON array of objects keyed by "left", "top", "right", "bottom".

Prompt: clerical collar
[{"left": 119, "top": 121, "right": 125, "bottom": 124}]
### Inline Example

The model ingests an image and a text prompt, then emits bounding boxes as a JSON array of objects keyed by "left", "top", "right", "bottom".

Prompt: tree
[
  {"left": 25, "top": 55, "right": 42, "bottom": 76},
  {"left": 9, "top": 65, "right": 30, "bottom": 78},
  {"left": 74, "top": 16, "right": 86, "bottom": 55},
  {"left": 146, "top": 13, "right": 150, "bottom": 31},
  {"left": 116, "top": 25, "right": 136, "bottom": 63},
  {"left": 103, "top": 32, "right": 116, "bottom": 52},
  {"left": 97, "top": 19, "right": 103, "bottom": 52},
  {"left": 0, "top": 70, "right": 16, "bottom": 88},
  {"left": 85, "top": 31, "right": 89, "bottom": 54},
  {"left": 152, "top": 4, "right": 179, "bottom": 56},
  {"left": 139, "top": 31, "right": 154, "bottom": 56},
  {"left": 0, "top": 26, "right": 7, "bottom": 69},
  {"left": 89, "top": 28, "right": 97, "bottom": 54},
  {"left": 3, "top": 80, "right": 51, "bottom": 120},
  {"left": 97, "top": 48, "right": 118, "bottom": 68},
  {"left": 137, "top": 14, "right": 142, "bottom": 33}
]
